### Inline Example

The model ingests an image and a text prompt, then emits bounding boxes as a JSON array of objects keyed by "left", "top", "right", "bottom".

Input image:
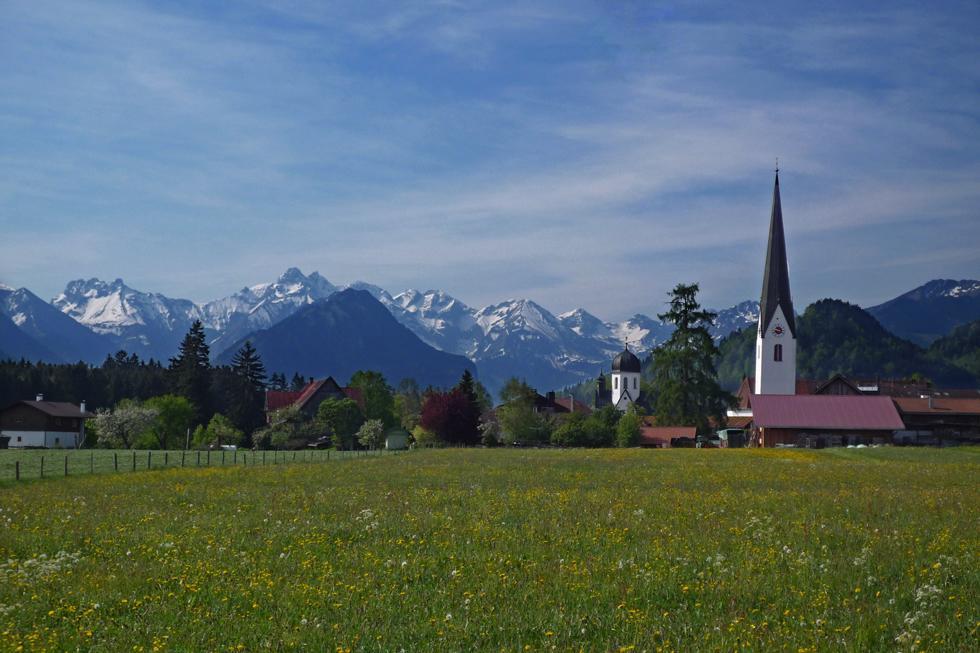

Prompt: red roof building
[
  {"left": 892, "top": 397, "right": 980, "bottom": 443},
  {"left": 264, "top": 377, "right": 365, "bottom": 422},
  {"left": 749, "top": 395, "right": 904, "bottom": 447}
]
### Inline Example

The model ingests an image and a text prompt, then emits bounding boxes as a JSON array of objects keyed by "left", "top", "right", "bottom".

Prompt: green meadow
[{"left": 0, "top": 448, "right": 977, "bottom": 652}]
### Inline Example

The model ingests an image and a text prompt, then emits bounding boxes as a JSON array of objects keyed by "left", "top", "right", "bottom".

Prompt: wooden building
[
  {"left": 265, "top": 377, "right": 364, "bottom": 422},
  {"left": 749, "top": 395, "right": 905, "bottom": 447},
  {"left": 893, "top": 397, "right": 980, "bottom": 444},
  {"left": 0, "top": 397, "right": 94, "bottom": 449}
]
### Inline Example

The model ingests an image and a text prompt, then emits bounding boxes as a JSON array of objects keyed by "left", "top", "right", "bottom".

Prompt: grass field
[
  {"left": 0, "top": 448, "right": 373, "bottom": 482},
  {"left": 0, "top": 448, "right": 977, "bottom": 652}
]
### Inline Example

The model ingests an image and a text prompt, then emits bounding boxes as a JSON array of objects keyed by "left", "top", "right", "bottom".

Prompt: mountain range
[{"left": 1, "top": 271, "right": 978, "bottom": 395}]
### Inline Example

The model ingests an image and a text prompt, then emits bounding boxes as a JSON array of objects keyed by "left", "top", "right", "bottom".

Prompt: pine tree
[
  {"left": 290, "top": 372, "right": 307, "bottom": 391},
  {"left": 453, "top": 369, "right": 482, "bottom": 443},
  {"left": 229, "top": 341, "right": 268, "bottom": 437},
  {"left": 269, "top": 372, "right": 287, "bottom": 391},
  {"left": 652, "top": 283, "right": 732, "bottom": 432},
  {"left": 168, "top": 320, "right": 211, "bottom": 427}
]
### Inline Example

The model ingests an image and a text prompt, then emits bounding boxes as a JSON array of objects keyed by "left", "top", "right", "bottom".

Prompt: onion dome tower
[{"left": 611, "top": 346, "right": 641, "bottom": 410}]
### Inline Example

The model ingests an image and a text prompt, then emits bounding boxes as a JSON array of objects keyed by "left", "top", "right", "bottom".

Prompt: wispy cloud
[{"left": 1, "top": 0, "right": 977, "bottom": 318}]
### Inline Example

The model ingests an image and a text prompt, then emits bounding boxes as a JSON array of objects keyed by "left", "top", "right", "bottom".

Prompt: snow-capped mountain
[
  {"left": 385, "top": 289, "right": 480, "bottom": 354},
  {"left": 1, "top": 285, "right": 115, "bottom": 363},
  {"left": 470, "top": 299, "right": 613, "bottom": 392},
  {"left": 711, "top": 301, "right": 760, "bottom": 340},
  {"left": 559, "top": 309, "right": 672, "bottom": 354},
  {"left": 52, "top": 278, "right": 202, "bottom": 360},
  {"left": 867, "top": 279, "right": 980, "bottom": 346},
  {"left": 202, "top": 268, "right": 338, "bottom": 353}
]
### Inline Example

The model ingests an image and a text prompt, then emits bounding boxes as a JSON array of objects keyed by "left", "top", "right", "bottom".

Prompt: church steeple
[
  {"left": 759, "top": 170, "right": 796, "bottom": 337},
  {"left": 754, "top": 169, "right": 797, "bottom": 396}
]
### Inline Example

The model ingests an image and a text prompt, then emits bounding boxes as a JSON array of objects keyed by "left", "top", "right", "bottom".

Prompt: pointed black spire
[{"left": 759, "top": 171, "right": 796, "bottom": 337}]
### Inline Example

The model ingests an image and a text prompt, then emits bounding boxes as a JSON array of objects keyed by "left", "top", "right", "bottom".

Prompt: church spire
[{"left": 759, "top": 170, "right": 796, "bottom": 337}]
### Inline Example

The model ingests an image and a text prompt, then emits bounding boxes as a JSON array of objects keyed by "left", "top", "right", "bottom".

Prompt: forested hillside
[{"left": 715, "top": 299, "right": 977, "bottom": 390}]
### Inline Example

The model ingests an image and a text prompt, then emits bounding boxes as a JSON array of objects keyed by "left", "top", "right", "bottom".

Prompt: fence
[{"left": 0, "top": 447, "right": 392, "bottom": 482}]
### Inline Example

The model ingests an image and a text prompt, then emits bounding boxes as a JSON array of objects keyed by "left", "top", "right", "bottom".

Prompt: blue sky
[{"left": 2, "top": 0, "right": 978, "bottom": 319}]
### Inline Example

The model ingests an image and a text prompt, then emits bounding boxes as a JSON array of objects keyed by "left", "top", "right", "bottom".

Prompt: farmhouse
[
  {"left": 533, "top": 391, "right": 591, "bottom": 415},
  {"left": 893, "top": 397, "right": 980, "bottom": 444},
  {"left": 265, "top": 377, "right": 363, "bottom": 422},
  {"left": 0, "top": 395, "right": 93, "bottom": 449},
  {"left": 750, "top": 394, "right": 905, "bottom": 448}
]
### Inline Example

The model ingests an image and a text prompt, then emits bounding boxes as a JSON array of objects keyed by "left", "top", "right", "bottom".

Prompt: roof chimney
[
  {"left": 80, "top": 400, "right": 86, "bottom": 414},
  {"left": 35, "top": 393, "right": 43, "bottom": 402}
]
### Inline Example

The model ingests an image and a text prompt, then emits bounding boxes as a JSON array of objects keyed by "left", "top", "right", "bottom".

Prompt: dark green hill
[
  {"left": 928, "top": 319, "right": 980, "bottom": 378},
  {"left": 716, "top": 299, "right": 976, "bottom": 390}
]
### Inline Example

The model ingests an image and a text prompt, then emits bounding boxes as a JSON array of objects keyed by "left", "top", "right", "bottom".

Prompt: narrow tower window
[
  {"left": 774, "top": 344, "right": 783, "bottom": 362},
  {"left": 613, "top": 377, "right": 618, "bottom": 389}
]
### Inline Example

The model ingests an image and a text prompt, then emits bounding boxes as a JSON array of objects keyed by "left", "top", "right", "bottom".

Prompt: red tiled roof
[
  {"left": 893, "top": 397, "right": 980, "bottom": 415},
  {"left": 639, "top": 426, "right": 696, "bottom": 444},
  {"left": 553, "top": 397, "right": 592, "bottom": 415},
  {"left": 751, "top": 395, "right": 904, "bottom": 430},
  {"left": 265, "top": 390, "right": 303, "bottom": 412},
  {"left": 725, "top": 416, "right": 753, "bottom": 429},
  {"left": 294, "top": 379, "right": 328, "bottom": 410}
]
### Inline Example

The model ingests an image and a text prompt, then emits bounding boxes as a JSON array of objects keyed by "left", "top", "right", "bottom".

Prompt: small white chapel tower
[
  {"left": 611, "top": 345, "right": 642, "bottom": 410},
  {"left": 754, "top": 170, "right": 797, "bottom": 395}
]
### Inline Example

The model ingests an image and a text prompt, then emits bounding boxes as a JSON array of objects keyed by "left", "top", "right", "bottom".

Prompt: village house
[
  {"left": 0, "top": 395, "right": 94, "bottom": 449},
  {"left": 264, "top": 377, "right": 364, "bottom": 422}
]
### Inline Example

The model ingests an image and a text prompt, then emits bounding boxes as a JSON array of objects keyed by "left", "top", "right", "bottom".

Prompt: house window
[
  {"left": 774, "top": 344, "right": 783, "bottom": 362},
  {"left": 16, "top": 436, "right": 22, "bottom": 442}
]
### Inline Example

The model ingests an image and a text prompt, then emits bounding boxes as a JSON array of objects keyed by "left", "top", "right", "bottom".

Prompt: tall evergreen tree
[
  {"left": 453, "top": 369, "right": 481, "bottom": 443},
  {"left": 229, "top": 341, "right": 268, "bottom": 437},
  {"left": 168, "top": 320, "right": 211, "bottom": 427},
  {"left": 652, "top": 283, "right": 732, "bottom": 432}
]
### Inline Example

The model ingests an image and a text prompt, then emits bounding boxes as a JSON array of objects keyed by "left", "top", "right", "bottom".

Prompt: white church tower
[
  {"left": 611, "top": 346, "right": 642, "bottom": 410},
  {"left": 754, "top": 170, "right": 797, "bottom": 395}
]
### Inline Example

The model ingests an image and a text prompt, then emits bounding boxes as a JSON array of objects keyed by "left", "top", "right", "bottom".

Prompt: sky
[{"left": 2, "top": 0, "right": 979, "bottom": 320}]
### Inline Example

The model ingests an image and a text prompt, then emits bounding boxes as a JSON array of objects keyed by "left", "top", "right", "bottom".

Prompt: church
[
  {"left": 733, "top": 171, "right": 904, "bottom": 447},
  {"left": 594, "top": 346, "right": 643, "bottom": 411}
]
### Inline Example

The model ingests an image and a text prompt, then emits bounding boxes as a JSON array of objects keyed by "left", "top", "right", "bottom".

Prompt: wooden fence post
[
  {"left": 114, "top": 452, "right": 118, "bottom": 472},
  {"left": 181, "top": 451, "right": 185, "bottom": 467},
  {"left": 64, "top": 455, "right": 68, "bottom": 477},
  {"left": 40, "top": 455, "right": 44, "bottom": 479},
  {"left": 197, "top": 451, "right": 201, "bottom": 466},
  {"left": 15, "top": 461, "right": 19, "bottom": 481},
  {"left": 91, "top": 451, "right": 94, "bottom": 474},
  {"left": 133, "top": 450, "right": 136, "bottom": 471},
  {"left": 263, "top": 450, "right": 266, "bottom": 465},
  {"left": 164, "top": 451, "right": 168, "bottom": 467},
  {"left": 148, "top": 451, "right": 152, "bottom": 469}
]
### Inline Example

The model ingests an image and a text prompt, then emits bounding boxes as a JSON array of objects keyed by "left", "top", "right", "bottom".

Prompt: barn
[{"left": 0, "top": 397, "right": 94, "bottom": 449}]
